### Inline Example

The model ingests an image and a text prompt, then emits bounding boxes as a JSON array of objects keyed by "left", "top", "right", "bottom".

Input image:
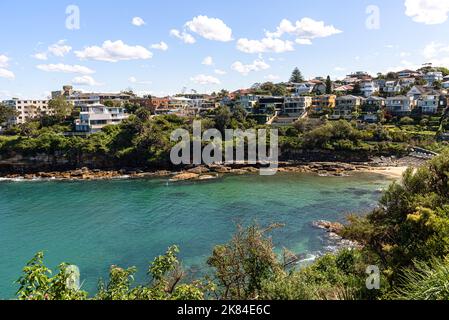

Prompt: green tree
[
  {"left": 433, "top": 80, "right": 443, "bottom": 90},
  {"left": 214, "top": 106, "right": 232, "bottom": 134},
  {"left": 289, "top": 67, "right": 304, "bottom": 83},
  {"left": 207, "top": 224, "right": 283, "bottom": 300},
  {"left": 326, "top": 76, "right": 333, "bottom": 94},
  {"left": 342, "top": 150, "right": 449, "bottom": 281},
  {"left": 0, "top": 103, "right": 17, "bottom": 125},
  {"left": 48, "top": 97, "right": 73, "bottom": 121},
  {"left": 16, "top": 252, "right": 87, "bottom": 300},
  {"left": 352, "top": 83, "right": 362, "bottom": 96}
]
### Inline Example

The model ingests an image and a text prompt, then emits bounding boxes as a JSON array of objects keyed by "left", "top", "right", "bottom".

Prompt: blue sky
[{"left": 1, "top": 0, "right": 449, "bottom": 99}]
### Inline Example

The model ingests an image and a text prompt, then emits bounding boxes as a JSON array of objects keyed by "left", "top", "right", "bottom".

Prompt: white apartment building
[
  {"left": 75, "top": 103, "right": 129, "bottom": 134},
  {"left": 2, "top": 98, "right": 51, "bottom": 125},
  {"left": 360, "top": 81, "right": 379, "bottom": 97}
]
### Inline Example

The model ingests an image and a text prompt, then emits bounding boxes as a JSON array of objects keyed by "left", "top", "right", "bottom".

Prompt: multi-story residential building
[
  {"left": 52, "top": 86, "right": 133, "bottom": 107},
  {"left": 311, "top": 95, "right": 336, "bottom": 113},
  {"left": 332, "top": 95, "right": 363, "bottom": 120},
  {"left": 397, "top": 69, "right": 420, "bottom": 79},
  {"left": 407, "top": 85, "right": 430, "bottom": 100},
  {"left": 361, "top": 96, "right": 385, "bottom": 123},
  {"left": 238, "top": 95, "right": 259, "bottom": 113},
  {"left": 257, "top": 96, "right": 285, "bottom": 114},
  {"left": 374, "top": 79, "right": 387, "bottom": 92},
  {"left": 150, "top": 97, "right": 170, "bottom": 111},
  {"left": 416, "top": 93, "right": 440, "bottom": 114},
  {"left": 360, "top": 81, "right": 379, "bottom": 97},
  {"left": 423, "top": 71, "right": 443, "bottom": 86},
  {"left": 67, "top": 92, "right": 132, "bottom": 107},
  {"left": 383, "top": 81, "right": 402, "bottom": 95},
  {"left": 2, "top": 98, "right": 51, "bottom": 125},
  {"left": 282, "top": 96, "right": 311, "bottom": 117},
  {"left": 400, "top": 77, "right": 416, "bottom": 88},
  {"left": 346, "top": 71, "right": 372, "bottom": 81},
  {"left": 385, "top": 96, "right": 415, "bottom": 115},
  {"left": 75, "top": 103, "right": 129, "bottom": 133}
]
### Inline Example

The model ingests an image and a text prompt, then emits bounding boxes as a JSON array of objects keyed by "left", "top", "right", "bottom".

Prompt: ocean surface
[{"left": 0, "top": 172, "right": 392, "bottom": 298}]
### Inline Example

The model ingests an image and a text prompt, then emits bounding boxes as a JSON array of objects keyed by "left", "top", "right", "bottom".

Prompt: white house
[
  {"left": 386, "top": 96, "right": 415, "bottom": 115},
  {"left": 383, "top": 81, "right": 402, "bottom": 95},
  {"left": 360, "top": 81, "right": 379, "bottom": 97},
  {"left": 75, "top": 103, "right": 129, "bottom": 133},
  {"left": 397, "top": 69, "right": 420, "bottom": 79},
  {"left": 407, "top": 85, "right": 429, "bottom": 99},
  {"left": 1, "top": 98, "right": 51, "bottom": 125},
  {"left": 417, "top": 93, "right": 440, "bottom": 114},
  {"left": 294, "top": 82, "right": 315, "bottom": 95},
  {"left": 423, "top": 72, "right": 443, "bottom": 85}
]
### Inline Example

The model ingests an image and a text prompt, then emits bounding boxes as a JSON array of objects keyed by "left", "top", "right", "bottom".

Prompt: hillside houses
[{"left": 2, "top": 66, "right": 449, "bottom": 132}]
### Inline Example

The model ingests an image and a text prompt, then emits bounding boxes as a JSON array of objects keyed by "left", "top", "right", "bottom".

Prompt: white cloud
[
  {"left": 0, "top": 68, "right": 15, "bottom": 79},
  {"left": 128, "top": 76, "right": 152, "bottom": 85},
  {"left": 423, "top": 41, "right": 449, "bottom": 59},
  {"left": 296, "top": 38, "right": 312, "bottom": 45},
  {"left": 405, "top": 0, "right": 449, "bottom": 25},
  {"left": 0, "top": 55, "right": 14, "bottom": 79},
  {"left": 37, "top": 63, "right": 95, "bottom": 74},
  {"left": 422, "top": 41, "right": 449, "bottom": 67},
  {"left": 151, "top": 41, "right": 169, "bottom": 51},
  {"left": 185, "top": 15, "right": 233, "bottom": 42},
  {"left": 132, "top": 17, "right": 146, "bottom": 27},
  {"left": 0, "top": 55, "right": 10, "bottom": 68},
  {"left": 202, "top": 56, "right": 214, "bottom": 66},
  {"left": 334, "top": 66, "right": 346, "bottom": 72},
  {"left": 48, "top": 40, "right": 72, "bottom": 57},
  {"left": 190, "top": 74, "right": 221, "bottom": 85},
  {"left": 236, "top": 38, "right": 294, "bottom": 54},
  {"left": 264, "top": 74, "right": 280, "bottom": 81},
  {"left": 231, "top": 59, "right": 270, "bottom": 75},
  {"left": 75, "top": 40, "right": 153, "bottom": 62},
  {"left": 266, "top": 18, "right": 342, "bottom": 44},
  {"left": 214, "top": 69, "right": 227, "bottom": 75},
  {"left": 32, "top": 52, "right": 48, "bottom": 60},
  {"left": 170, "top": 29, "right": 196, "bottom": 44},
  {"left": 72, "top": 75, "right": 102, "bottom": 86}
]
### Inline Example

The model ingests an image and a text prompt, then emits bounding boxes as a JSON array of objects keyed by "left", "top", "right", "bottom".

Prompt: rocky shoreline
[
  {"left": 312, "top": 220, "right": 362, "bottom": 252},
  {"left": 0, "top": 157, "right": 421, "bottom": 182}
]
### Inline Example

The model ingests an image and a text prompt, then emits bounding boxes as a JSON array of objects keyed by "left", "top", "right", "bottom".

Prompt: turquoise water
[{"left": 0, "top": 173, "right": 391, "bottom": 298}]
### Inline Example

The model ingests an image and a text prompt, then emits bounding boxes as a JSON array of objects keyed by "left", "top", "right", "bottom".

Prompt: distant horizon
[{"left": 1, "top": 0, "right": 449, "bottom": 99}]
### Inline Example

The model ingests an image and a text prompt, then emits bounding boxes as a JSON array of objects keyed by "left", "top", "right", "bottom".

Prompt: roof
[
  {"left": 386, "top": 95, "right": 410, "bottom": 100},
  {"left": 337, "top": 95, "right": 363, "bottom": 100},
  {"left": 366, "top": 96, "right": 385, "bottom": 101}
]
